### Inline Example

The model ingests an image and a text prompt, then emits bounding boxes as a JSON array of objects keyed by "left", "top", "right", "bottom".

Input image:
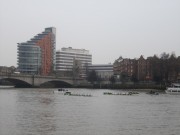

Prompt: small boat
[
  {"left": 53, "top": 88, "right": 68, "bottom": 94},
  {"left": 103, "top": 92, "right": 136, "bottom": 96},
  {"left": 103, "top": 92, "right": 113, "bottom": 95},
  {"left": 128, "top": 91, "right": 139, "bottom": 95},
  {"left": 58, "top": 88, "right": 68, "bottom": 92},
  {"left": 68, "top": 93, "right": 92, "bottom": 97},
  {"left": 64, "top": 91, "right": 72, "bottom": 95},
  {"left": 0, "top": 85, "right": 14, "bottom": 89},
  {"left": 63, "top": 92, "right": 92, "bottom": 97},
  {"left": 166, "top": 83, "right": 180, "bottom": 94}
]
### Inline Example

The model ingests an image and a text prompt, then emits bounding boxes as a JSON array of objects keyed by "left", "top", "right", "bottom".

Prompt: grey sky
[{"left": 0, "top": 0, "right": 180, "bottom": 67}]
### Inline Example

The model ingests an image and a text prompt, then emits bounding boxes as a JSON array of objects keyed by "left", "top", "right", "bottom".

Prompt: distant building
[
  {"left": 17, "top": 44, "right": 41, "bottom": 74},
  {"left": 113, "top": 57, "right": 137, "bottom": 80},
  {"left": 56, "top": 47, "right": 92, "bottom": 78},
  {"left": 137, "top": 56, "right": 153, "bottom": 81},
  {"left": 17, "top": 27, "right": 56, "bottom": 75},
  {"left": 137, "top": 55, "right": 147, "bottom": 81},
  {"left": 87, "top": 64, "right": 113, "bottom": 81},
  {"left": 114, "top": 54, "right": 180, "bottom": 82},
  {"left": 0, "top": 66, "right": 16, "bottom": 75}
]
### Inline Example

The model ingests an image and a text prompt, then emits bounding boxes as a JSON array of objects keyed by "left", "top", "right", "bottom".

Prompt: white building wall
[{"left": 56, "top": 47, "right": 92, "bottom": 78}]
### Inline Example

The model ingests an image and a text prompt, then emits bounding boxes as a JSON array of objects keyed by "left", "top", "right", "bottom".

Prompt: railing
[{"left": 0, "top": 73, "right": 83, "bottom": 80}]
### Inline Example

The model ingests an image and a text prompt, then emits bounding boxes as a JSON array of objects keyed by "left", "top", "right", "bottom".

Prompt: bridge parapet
[{"left": 0, "top": 74, "right": 83, "bottom": 87}]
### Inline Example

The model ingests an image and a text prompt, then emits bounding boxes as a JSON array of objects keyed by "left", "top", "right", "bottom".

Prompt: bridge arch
[
  {"left": 0, "top": 78, "right": 33, "bottom": 87},
  {"left": 0, "top": 74, "right": 76, "bottom": 87},
  {"left": 40, "top": 80, "right": 72, "bottom": 88}
]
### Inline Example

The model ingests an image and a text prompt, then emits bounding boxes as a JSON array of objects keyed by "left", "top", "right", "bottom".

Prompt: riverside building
[
  {"left": 113, "top": 57, "right": 137, "bottom": 81},
  {"left": 17, "top": 27, "right": 56, "bottom": 75},
  {"left": 56, "top": 47, "right": 92, "bottom": 78},
  {"left": 87, "top": 64, "right": 113, "bottom": 81}
]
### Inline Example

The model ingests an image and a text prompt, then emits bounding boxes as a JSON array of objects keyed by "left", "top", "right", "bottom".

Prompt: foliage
[
  {"left": 131, "top": 74, "right": 138, "bottom": 83},
  {"left": 109, "top": 76, "right": 116, "bottom": 84},
  {"left": 72, "top": 59, "right": 81, "bottom": 78},
  {"left": 87, "top": 70, "right": 98, "bottom": 84},
  {"left": 120, "top": 72, "right": 129, "bottom": 83},
  {"left": 151, "top": 52, "right": 180, "bottom": 83}
]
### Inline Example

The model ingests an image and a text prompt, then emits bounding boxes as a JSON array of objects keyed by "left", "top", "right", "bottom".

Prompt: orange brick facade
[{"left": 36, "top": 33, "right": 53, "bottom": 75}]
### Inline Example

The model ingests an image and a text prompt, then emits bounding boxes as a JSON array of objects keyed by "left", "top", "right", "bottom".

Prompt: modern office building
[
  {"left": 17, "top": 27, "right": 56, "bottom": 75},
  {"left": 87, "top": 64, "right": 113, "bottom": 80},
  {"left": 17, "top": 43, "right": 41, "bottom": 74},
  {"left": 56, "top": 47, "right": 92, "bottom": 78}
]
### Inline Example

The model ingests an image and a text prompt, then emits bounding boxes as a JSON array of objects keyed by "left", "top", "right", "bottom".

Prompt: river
[{"left": 0, "top": 88, "right": 180, "bottom": 135}]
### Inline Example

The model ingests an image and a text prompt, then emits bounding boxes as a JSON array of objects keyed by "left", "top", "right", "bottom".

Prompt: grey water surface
[{"left": 0, "top": 88, "right": 180, "bottom": 135}]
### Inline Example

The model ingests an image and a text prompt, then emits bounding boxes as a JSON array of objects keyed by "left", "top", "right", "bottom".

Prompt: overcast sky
[{"left": 0, "top": 0, "right": 180, "bottom": 67}]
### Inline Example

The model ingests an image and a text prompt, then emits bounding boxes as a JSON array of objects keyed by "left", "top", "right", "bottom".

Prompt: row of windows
[
  {"left": 56, "top": 63, "right": 73, "bottom": 66},
  {"left": 56, "top": 62, "right": 92, "bottom": 66},
  {"left": 55, "top": 61, "right": 73, "bottom": 64},
  {"left": 56, "top": 63, "right": 91, "bottom": 67},
  {"left": 56, "top": 67, "right": 72, "bottom": 70},
  {"left": 18, "top": 58, "right": 41, "bottom": 63},
  {"left": 56, "top": 58, "right": 92, "bottom": 63},
  {"left": 56, "top": 58, "right": 91, "bottom": 63},
  {"left": 19, "top": 69, "right": 38, "bottom": 72},
  {"left": 56, "top": 58, "right": 92, "bottom": 62},
  {"left": 57, "top": 57, "right": 91, "bottom": 61},
  {"left": 18, "top": 56, "right": 40, "bottom": 59},
  {"left": 56, "top": 52, "right": 91, "bottom": 57},
  {"left": 19, "top": 67, "right": 38, "bottom": 71},
  {"left": 18, "top": 53, "right": 41, "bottom": 57},
  {"left": 88, "top": 65, "right": 112, "bottom": 68},
  {"left": 19, "top": 71, "right": 38, "bottom": 74},
  {"left": 18, "top": 47, "right": 41, "bottom": 51},
  {"left": 57, "top": 65, "right": 73, "bottom": 68},
  {"left": 56, "top": 61, "right": 92, "bottom": 65},
  {"left": 19, "top": 66, "right": 38, "bottom": 69},
  {"left": 18, "top": 51, "right": 41, "bottom": 54},
  {"left": 18, "top": 63, "right": 41, "bottom": 66},
  {"left": 56, "top": 54, "right": 91, "bottom": 59},
  {"left": 18, "top": 46, "right": 41, "bottom": 49},
  {"left": 18, "top": 59, "right": 41, "bottom": 64},
  {"left": 58, "top": 66, "right": 87, "bottom": 70},
  {"left": 88, "top": 69, "right": 113, "bottom": 71},
  {"left": 88, "top": 66, "right": 113, "bottom": 69}
]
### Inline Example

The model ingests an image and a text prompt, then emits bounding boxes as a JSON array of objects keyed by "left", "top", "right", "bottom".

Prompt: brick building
[
  {"left": 113, "top": 57, "right": 137, "bottom": 80},
  {"left": 114, "top": 55, "right": 180, "bottom": 82}
]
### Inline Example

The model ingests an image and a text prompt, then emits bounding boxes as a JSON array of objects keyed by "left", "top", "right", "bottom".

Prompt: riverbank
[
  {"left": 74, "top": 83, "right": 166, "bottom": 91},
  {"left": 0, "top": 80, "right": 166, "bottom": 90}
]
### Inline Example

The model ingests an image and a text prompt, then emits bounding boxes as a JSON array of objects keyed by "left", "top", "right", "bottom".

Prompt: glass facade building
[
  {"left": 17, "top": 43, "right": 41, "bottom": 74},
  {"left": 17, "top": 27, "right": 56, "bottom": 75}
]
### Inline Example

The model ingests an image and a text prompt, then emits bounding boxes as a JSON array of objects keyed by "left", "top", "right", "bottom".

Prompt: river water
[{"left": 0, "top": 88, "right": 180, "bottom": 135}]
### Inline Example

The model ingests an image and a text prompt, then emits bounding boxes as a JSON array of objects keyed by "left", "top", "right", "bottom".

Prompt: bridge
[{"left": 0, "top": 74, "right": 83, "bottom": 87}]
